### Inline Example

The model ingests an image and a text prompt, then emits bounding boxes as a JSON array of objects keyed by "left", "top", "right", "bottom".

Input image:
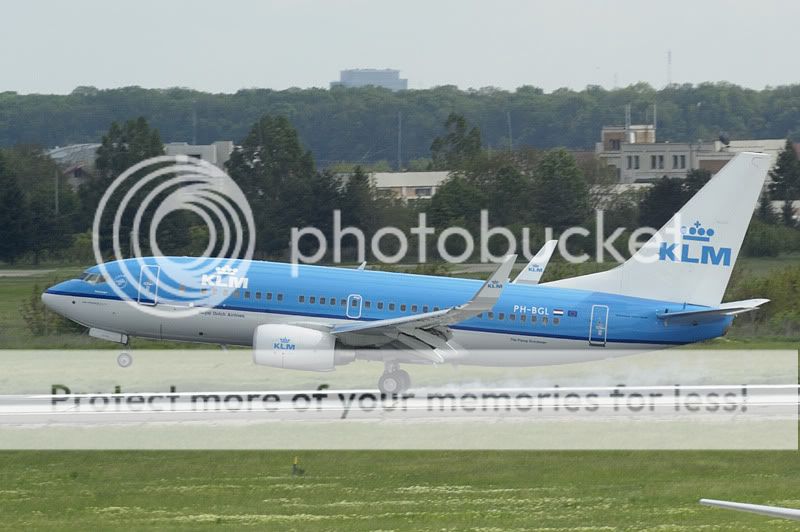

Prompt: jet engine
[{"left": 253, "top": 324, "right": 353, "bottom": 371}]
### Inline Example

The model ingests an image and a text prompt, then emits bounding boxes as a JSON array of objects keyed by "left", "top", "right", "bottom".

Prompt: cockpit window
[{"left": 80, "top": 272, "right": 108, "bottom": 284}]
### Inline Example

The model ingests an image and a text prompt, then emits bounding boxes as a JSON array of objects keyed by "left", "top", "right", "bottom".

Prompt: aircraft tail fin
[{"left": 544, "top": 152, "right": 770, "bottom": 306}]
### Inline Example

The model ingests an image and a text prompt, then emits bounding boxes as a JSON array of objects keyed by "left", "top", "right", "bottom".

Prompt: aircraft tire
[
  {"left": 395, "top": 369, "right": 411, "bottom": 391},
  {"left": 117, "top": 352, "right": 133, "bottom": 368},
  {"left": 378, "top": 372, "right": 402, "bottom": 395}
]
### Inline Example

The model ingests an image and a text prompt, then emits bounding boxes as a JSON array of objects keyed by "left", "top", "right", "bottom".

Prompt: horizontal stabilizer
[{"left": 657, "top": 299, "right": 769, "bottom": 322}]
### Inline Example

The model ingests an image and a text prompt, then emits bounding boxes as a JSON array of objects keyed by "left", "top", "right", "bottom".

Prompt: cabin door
[
  {"left": 589, "top": 304, "right": 609, "bottom": 346},
  {"left": 137, "top": 265, "right": 160, "bottom": 306},
  {"left": 346, "top": 294, "right": 363, "bottom": 319}
]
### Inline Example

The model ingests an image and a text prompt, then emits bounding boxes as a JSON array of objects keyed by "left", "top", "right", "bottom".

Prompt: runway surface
[{"left": 0, "top": 384, "right": 796, "bottom": 425}]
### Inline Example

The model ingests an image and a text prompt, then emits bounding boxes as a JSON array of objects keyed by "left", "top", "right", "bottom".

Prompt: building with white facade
[
  {"left": 164, "top": 141, "right": 234, "bottom": 169},
  {"left": 595, "top": 122, "right": 785, "bottom": 183},
  {"left": 370, "top": 171, "right": 449, "bottom": 201}
]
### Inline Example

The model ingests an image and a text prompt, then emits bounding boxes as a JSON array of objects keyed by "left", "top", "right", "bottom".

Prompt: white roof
[{"left": 371, "top": 171, "right": 450, "bottom": 188}]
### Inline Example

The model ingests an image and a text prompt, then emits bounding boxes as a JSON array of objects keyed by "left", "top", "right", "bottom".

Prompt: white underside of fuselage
[{"left": 45, "top": 294, "right": 667, "bottom": 367}]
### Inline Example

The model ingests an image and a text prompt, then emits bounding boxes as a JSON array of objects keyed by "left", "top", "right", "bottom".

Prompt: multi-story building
[
  {"left": 48, "top": 141, "right": 236, "bottom": 189},
  {"left": 331, "top": 69, "right": 408, "bottom": 91},
  {"left": 596, "top": 122, "right": 785, "bottom": 183},
  {"left": 163, "top": 141, "right": 234, "bottom": 169}
]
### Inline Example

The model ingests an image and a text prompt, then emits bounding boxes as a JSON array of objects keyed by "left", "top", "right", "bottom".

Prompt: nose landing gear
[
  {"left": 378, "top": 362, "right": 411, "bottom": 394},
  {"left": 117, "top": 351, "right": 133, "bottom": 368}
]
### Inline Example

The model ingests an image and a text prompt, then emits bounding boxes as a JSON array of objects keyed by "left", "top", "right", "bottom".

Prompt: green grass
[{"left": 1, "top": 451, "right": 799, "bottom": 530}]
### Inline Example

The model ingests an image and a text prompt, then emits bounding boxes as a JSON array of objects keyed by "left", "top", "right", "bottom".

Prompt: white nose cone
[
  {"left": 41, "top": 291, "right": 55, "bottom": 310},
  {"left": 41, "top": 291, "right": 68, "bottom": 317}
]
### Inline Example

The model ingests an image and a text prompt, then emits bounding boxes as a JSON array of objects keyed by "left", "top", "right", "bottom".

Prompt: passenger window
[
  {"left": 487, "top": 312, "right": 494, "bottom": 320},
  {"left": 233, "top": 290, "right": 240, "bottom": 298},
  {"left": 389, "top": 303, "right": 396, "bottom": 311},
  {"left": 477, "top": 313, "right": 483, "bottom": 319},
  {"left": 434, "top": 306, "right": 440, "bottom": 311},
  {"left": 266, "top": 292, "right": 273, "bottom": 300},
  {"left": 364, "top": 301, "right": 371, "bottom": 309},
  {"left": 179, "top": 285, "right": 185, "bottom": 292},
  {"left": 423, "top": 305, "right": 429, "bottom": 313},
  {"left": 542, "top": 317, "right": 548, "bottom": 325},
  {"left": 330, "top": 298, "right": 336, "bottom": 306},
  {"left": 411, "top": 305, "right": 418, "bottom": 312},
  {"left": 298, "top": 295, "right": 305, "bottom": 303},
  {"left": 200, "top": 288, "right": 208, "bottom": 295},
  {"left": 341, "top": 299, "right": 347, "bottom": 307},
  {"left": 277, "top": 294, "right": 283, "bottom": 301},
  {"left": 377, "top": 302, "right": 384, "bottom": 310},
  {"left": 211, "top": 287, "right": 217, "bottom": 295},
  {"left": 520, "top": 314, "right": 526, "bottom": 322},
  {"left": 509, "top": 314, "right": 515, "bottom": 321},
  {"left": 256, "top": 291, "right": 262, "bottom": 300},
  {"left": 553, "top": 317, "right": 560, "bottom": 325},
  {"left": 400, "top": 304, "right": 406, "bottom": 312},
  {"left": 498, "top": 313, "right": 505, "bottom": 320},
  {"left": 531, "top": 315, "right": 537, "bottom": 324},
  {"left": 309, "top": 296, "right": 316, "bottom": 304},
  {"left": 320, "top": 297, "right": 326, "bottom": 305}
]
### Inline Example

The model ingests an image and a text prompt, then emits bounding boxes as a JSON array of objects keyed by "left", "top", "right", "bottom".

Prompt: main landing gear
[{"left": 378, "top": 362, "right": 411, "bottom": 394}]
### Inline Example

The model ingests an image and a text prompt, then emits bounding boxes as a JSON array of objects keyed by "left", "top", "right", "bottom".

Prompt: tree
[
  {"left": 682, "top": 168, "right": 712, "bottom": 198},
  {"left": 768, "top": 139, "right": 800, "bottom": 226},
  {"left": 638, "top": 170, "right": 712, "bottom": 230},
  {"left": 430, "top": 113, "right": 482, "bottom": 170},
  {"left": 532, "top": 148, "right": 590, "bottom": 231},
  {"left": 226, "top": 115, "right": 339, "bottom": 257},
  {"left": 638, "top": 177, "right": 685, "bottom": 229},
  {"left": 341, "top": 166, "right": 376, "bottom": 230},
  {"left": 0, "top": 153, "right": 31, "bottom": 263},
  {"left": 756, "top": 188, "right": 777, "bottom": 224},
  {"left": 79, "top": 117, "right": 166, "bottom": 255},
  {"left": 2, "top": 145, "right": 77, "bottom": 264}
]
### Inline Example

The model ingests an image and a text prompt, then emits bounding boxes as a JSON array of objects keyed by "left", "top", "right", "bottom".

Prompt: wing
[
  {"left": 513, "top": 240, "right": 557, "bottom": 285},
  {"left": 657, "top": 299, "right": 769, "bottom": 323},
  {"left": 699, "top": 499, "right": 800, "bottom": 521},
  {"left": 331, "top": 255, "right": 517, "bottom": 363}
]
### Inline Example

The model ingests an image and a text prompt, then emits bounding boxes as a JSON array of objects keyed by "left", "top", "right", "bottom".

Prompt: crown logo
[
  {"left": 280, "top": 337, "right": 291, "bottom": 343},
  {"left": 682, "top": 221, "right": 715, "bottom": 242},
  {"left": 215, "top": 265, "right": 238, "bottom": 276}
]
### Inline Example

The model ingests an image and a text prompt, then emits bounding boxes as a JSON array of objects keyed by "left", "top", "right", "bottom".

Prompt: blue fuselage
[{"left": 43, "top": 258, "right": 732, "bottom": 364}]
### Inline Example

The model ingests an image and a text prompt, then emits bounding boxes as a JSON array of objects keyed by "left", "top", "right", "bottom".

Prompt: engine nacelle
[{"left": 253, "top": 324, "right": 337, "bottom": 371}]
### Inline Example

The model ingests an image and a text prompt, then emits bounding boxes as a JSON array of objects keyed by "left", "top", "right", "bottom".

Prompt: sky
[{"left": 2, "top": 0, "right": 798, "bottom": 95}]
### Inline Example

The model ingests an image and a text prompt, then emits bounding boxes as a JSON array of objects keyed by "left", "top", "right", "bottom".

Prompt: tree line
[
  {"left": 1, "top": 82, "right": 799, "bottom": 168},
  {"left": 1, "top": 112, "right": 800, "bottom": 266}
]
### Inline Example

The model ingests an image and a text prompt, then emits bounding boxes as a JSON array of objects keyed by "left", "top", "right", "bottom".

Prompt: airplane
[
  {"left": 42, "top": 152, "right": 770, "bottom": 394},
  {"left": 699, "top": 499, "right": 800, "bottom": 521}
]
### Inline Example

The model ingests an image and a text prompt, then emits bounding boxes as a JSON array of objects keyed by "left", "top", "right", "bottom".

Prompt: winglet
[
  {"left": 513, "top": 240, "right": 557, "bottom": 285},
  {"left": 466, "top": 255, "right": 517, "bottom": 311},
  {"left": 357, "top": 261, "right": 367, "bottom": 270}
]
